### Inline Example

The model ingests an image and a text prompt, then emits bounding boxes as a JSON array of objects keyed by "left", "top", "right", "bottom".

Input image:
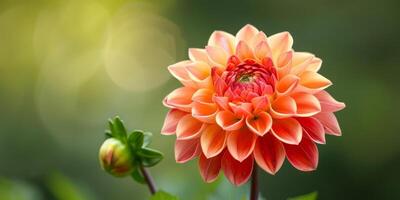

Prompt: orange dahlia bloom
[{"left": 161, "top": 24, "right": 345, "bottom": 186}]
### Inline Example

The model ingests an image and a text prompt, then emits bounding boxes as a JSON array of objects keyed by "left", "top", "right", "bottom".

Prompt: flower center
[
  {"left": 237, "top": 73, "right": 254, "bottom": 83},
  {"left": 212, "top": 56, "right": 277, "bottom": 102}
]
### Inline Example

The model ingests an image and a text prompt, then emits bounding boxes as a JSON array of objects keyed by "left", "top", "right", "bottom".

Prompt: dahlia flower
[{"left": 161, "top": 24, "right": 345, "bottom": 186}]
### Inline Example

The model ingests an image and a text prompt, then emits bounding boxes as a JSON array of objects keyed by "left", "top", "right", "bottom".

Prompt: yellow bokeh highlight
[{"left": 104, "top": 2, "right": 184, "bottom": 91}]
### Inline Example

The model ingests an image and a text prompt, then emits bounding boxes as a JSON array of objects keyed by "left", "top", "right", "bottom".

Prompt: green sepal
[
  {"left": 137, "top": 147, "right": 164, "bottom": 167},
  {"left": 131, "top": 168, "right": 146, "bottom": 184},
  {"left": 108, "top": 120, "right": 115, "bottom": 137},
  {"left": 107, "top": 116, "right": 128, "bottom": 143},
  {"left": 149, "top": 190, "right": 179, "bottom": 200},
  {"left": 128, "top": 130, "right": 145, "bottom": 151},
  {"left": 105, "top": 130, "right": 113, "bottom": 139},
  {"left": 114, "top": 117, "right": 128, "bottom": 141},
  {"left": 142, "top": 131, "right": 152, "bottom": 147}
]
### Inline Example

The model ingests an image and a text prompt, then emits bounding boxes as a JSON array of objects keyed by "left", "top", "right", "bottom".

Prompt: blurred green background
[{"left": 1, "top": 0, "right": 399, "bottom": 199}]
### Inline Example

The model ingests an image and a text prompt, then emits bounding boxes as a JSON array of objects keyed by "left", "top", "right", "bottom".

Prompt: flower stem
[
  {"left": 250, "top": 165, "right": 259, "bottom": 200},
  {"left": 139, "top": 165, "right": 157, "bottom": 195}
]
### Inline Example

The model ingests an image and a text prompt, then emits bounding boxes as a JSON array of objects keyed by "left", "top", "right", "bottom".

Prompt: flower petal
[
  {"left": 254, "top": 41, "right": 272, "bottom": 61},
  {"left": 211, "top": 68, "right": 228, "bottom": 96},
  {"left": 175, "top": 138, "right": 201, "bottom": 163},
  {"left": 176, "top": 115, "right": 204, "bottom": 140},
  {"left": 251, "top": 96, "right": 270, "bottom": 113},
  {"left": 307, "top": 57, "right": 322, "bottom": 72},
  {"left": 277, "top": 50, "right": 293, "bottom": 68},
  {"left": 276, "top": 51, "right": 293, "bottom": 78},
  {"left": 251, "top": 31, "right": 268, "bottom": 49},
  {"left": 161, "top": 109, "right": 187, "bottom": 135},
  {"left": 284, "top": 138, "right": 319, "bottom": 171},
  {"left": 270, "top": 96, "right": 297, "bottom": 118},
  {"left": 163, "top": 87, "right": 196, "bottom": 112},
  {"left": 192, "top": 88, "right": 214, "bottom": 104},
  {"left": 296, "top": 117, "right": 325, "bottom": 144},
  {"left": 229, "top": 102, "right": 253, "bottom": 117},
  {"left": 236, "top": 41, "right": 254, "bottom": 61},
  {"left": 186, "top": 62, "right": 212, "bottom": 88},
  {"left": 271, "top": 118, "right": 302, "bottom": 145},
  {"left": 254, "top": 133, "right": 285, "bottom": 174},
  {"left": 236, "top": 24, "right": 259, "bottom": 45},
  {"left": 189, "top": 48, "right": 210, "bottom": 63},
  {"left": 313, "top": 112, "right": 342, "bottom": 136},
  {"left": 227, "top": 127, "right": 257, "bottom": 162},
  {"left": 213, "top": 96, "right": 230, "bottom": 111},
  {"left": 167, "top": 61, "right": 196, "bottom": 87},
  {"left": 314, "top": 91, "right": 345, "bottom": 113},
  {"left": 299, "top": 71, "right": 332, "bottom": 93},
  {"left": 199, "top": 153, "right": 222, "bottom": 183},
  {"left": 290, "top": 52, "right": 315, "bottom": 75},
  {"left": 192, "top": 102, "right": 218, "bottom": 123},
  {"left": 267, "top": 31, "right": 293, "bottom": 63},
  {"left": 208, "top": 31, "right": 235, "bottom": 54},
  {"left": 276, "top": 74, "right": 300, "bottom": 96},
  {"left": 201, "top": 124, "right": 227, "bottom": 158},
  {"left": 246, "top": 112, "right": 272, "bottom": 136},
  {"left": 206, "top": 45, "right": 229, "bottom": 67},
  {"left": 221, "top": 150, "right": 254, "bottom": 186},
  {"left": 291, "top": 93, "right": 321, "bottom": 117},
  {"left": 216, "top": 111, "right": 244, "bottom": 131}
]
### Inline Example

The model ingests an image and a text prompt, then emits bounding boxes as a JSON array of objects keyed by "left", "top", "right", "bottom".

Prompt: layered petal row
[{"left": 162, "top": 24, "right": 345, "bottom": 186}]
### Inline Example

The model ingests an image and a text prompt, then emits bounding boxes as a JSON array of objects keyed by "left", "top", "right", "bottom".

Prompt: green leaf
[
  {"left": 149, "top": 190, "right": 179, "bottom": 200},
  {"left": 0, "top": 178, "right": 43, "bottom": 200},
  {"left": 46, "top": 172, "right": 92, "bottom": 200},
  {"left": 287, "top": 191, "right": 318, "bottom": 200},
  {"left": 142, "top": 131, "right": 152, "bottom": 147},
  {"left": 137, "top": 148, "right": 163, "bottom": 167},
  {"left": 128, "top": 130, "right": 144, "bottom": 150},
  {"left": 131, "top": 168, "right": 146, "bottom": 184}
]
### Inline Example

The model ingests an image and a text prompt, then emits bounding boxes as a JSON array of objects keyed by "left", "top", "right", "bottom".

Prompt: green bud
[{"left": 99, "top": 138, "right": 134, "bottom": 177}]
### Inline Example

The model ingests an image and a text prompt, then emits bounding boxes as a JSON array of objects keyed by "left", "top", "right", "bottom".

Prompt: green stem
[{"left": 139, "top": 165, "right": 157, "bottom": 195}]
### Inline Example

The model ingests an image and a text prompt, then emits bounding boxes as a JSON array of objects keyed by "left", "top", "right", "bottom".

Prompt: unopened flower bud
[{"left": 99, "top": 138, "right": 134, "bottom": 177}]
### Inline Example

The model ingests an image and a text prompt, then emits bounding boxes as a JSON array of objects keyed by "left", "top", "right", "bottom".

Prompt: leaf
[
  {"left": 143, "top": 131, "right": 153, "bottom": 147},
  {"left": 287, "top": 191, "right": 318, "bottom": 200},
  {"left": 46, "top": 172, "right": 93, "bottom": 200},
  {"left": 137, "top": 148, "right": 164, "bottom": 167},
  {"left": 0, "top": 178, "right": 43, "bottom": 200},
  {"left": 128, "top": 130, "right": 145, "bottom": 150},
  {"left": 131, "top": 168, "right": 146, "bottom": 184},
  {"left": 149, "top": 190, "right": 179, "bottom": 200}
]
